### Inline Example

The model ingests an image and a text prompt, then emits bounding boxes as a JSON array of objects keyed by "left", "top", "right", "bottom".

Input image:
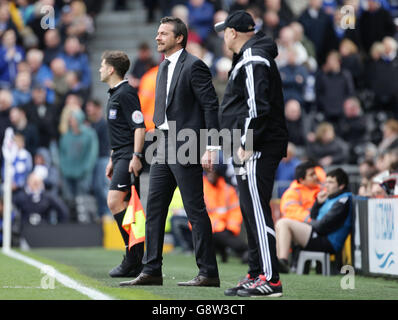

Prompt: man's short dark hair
[
  {"left": 160, "top": 16, "right": 188, "bottom": 48},
  {"left": 327, "top": 168, "right": 349, "bottom": 188},
  {"left": 295, "top": 160, "right": 318, "bottom": 181},
  {"left": 101, "top": 50, "right": 130, "bottom": 78}
]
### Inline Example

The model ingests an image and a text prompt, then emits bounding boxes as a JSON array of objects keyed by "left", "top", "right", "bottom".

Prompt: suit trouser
[
  {"left": 142, "top": 134, "right": 219, "bottom": 278},
  {"left": 235, "top": 149, "right": 283, "bottom": 282}
]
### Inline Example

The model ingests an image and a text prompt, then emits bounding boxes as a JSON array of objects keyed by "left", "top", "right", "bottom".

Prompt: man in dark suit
[{"left": 120, "top": 17, "right": 220, "bottom": 287}]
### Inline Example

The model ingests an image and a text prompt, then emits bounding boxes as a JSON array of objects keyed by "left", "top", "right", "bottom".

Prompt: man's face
[
  {"left": 155, "top": 23, "right": 181, "bottom": 55},
  {"left": 99, "top": 59, "right": 112, "bottom": 82},
  {"left": 301, "top": 167, "right": 319, "bottom": 187},
  {"left": 325, "top": 176, "right": 342, "bottom": 196},
  {"left": 223, "top": 27, "right": 234, "bottom": 52}
]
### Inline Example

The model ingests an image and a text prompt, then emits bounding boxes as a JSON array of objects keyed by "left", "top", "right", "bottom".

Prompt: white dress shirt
[{"left": 158, "top": 48, "right": 184, "bottom": 130}]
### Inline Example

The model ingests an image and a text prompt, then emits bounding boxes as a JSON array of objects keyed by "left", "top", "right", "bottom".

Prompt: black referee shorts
[{"left": 109, "top": 158, "right": 132, "bottom": 192}]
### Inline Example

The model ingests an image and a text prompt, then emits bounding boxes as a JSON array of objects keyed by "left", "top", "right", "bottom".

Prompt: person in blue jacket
[{"left": 276, "top": 167, "right": 352, "bottom": 273}]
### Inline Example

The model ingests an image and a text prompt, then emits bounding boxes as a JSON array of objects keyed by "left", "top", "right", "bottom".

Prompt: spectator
[
  {"left": 337, "top": 96, "right": 368, "bottom": 164},
  {"left": 306, "top": 122, "right": 349, "bottom": 167},
  {"left": 128, "top": 42, "right": 156, "bottom": 89},
  {"left": 298, "top": 0, "right": 335, "bottom": 65},
  {"left": 339, "top": 39, "right": 364, "bottom": 89},
  {"left": 23, "top": 85, "right": 57, "bottom": 148},
  {"left": 43, "top": 29, "right": 63, "bottom": 66},
  {"left": 59, "top": 109, "right": 98, "bottom": 218},
  {"left": 262, "top": 9, "right": 281, "bottom": 39},
  {"left": 365, "top": 39, "right": 398, "bottom": 115},
  {"left": 279, "top": 46, "right": 309, "bottom": 104},
  {"left": 284, "top": 99, "right": 306, "bottom": 149},
  {"left": 11, "top": 71, "right": 32, "bottom": 107},
  {"left": 10, "top": 132, "right": 32, "bottom": 192},
  {"left": 65, "top": 0, "right": 95, "bottom": 44},
  {"left": 205, "top": 10, "right": 228, "bottom": 59},
  {"left": 32, "top": 147, "right": 60, "bottom": 194},
  {"left": 0, "top": 89, "right": 13, "bottom": 153},
  {"left": 58, "top": 93, "right": 83, "bottom": 135},
  {"left": 65, "top": 70, "right": 88, "bottom": 104},
  {"left": 0, "top": 4, "right": 18, "bottom": 40},
  {"left": 315, "top": 50, "right": 355, "bottom": 125},
  {"left": 13, "top": 172, "right": 69, "bottom": 224},
  {"left": 9, "top": 106, "right": 39, "bottom": 156},
  {"left": 229, "top": 0, "right": 250, "bottom": 12},
  {"left": 212, "top": 56, "right": 231, "bottom": 104},
  {"left": 275, "top": 142, "right": 301, "bottom": 198},
  {"left": 203, "top": 169, "right": 248, "bottom": 263},
  {"left": 86, "top": 99, "right": 111, "bottom": 219},
  {"left": 171, "top": 4, "right": 202, "bottom": 45},
  {"left": 279, "top": 160, "right": 325, "bottom": 222},
  {"left": 276, "top": 168, "right": 352, "bottom": 273},
  {"left": 0, "top": 29, "right": 25, "bottom": 88},
  {"left": 358, "top": 0, "right": 396, "bottom": 55},
  {"left": 26, "top": 48, "right": 54, "bottom": 104},
  {"left": 377, "top": 119, "right": 398, "bottom": 155},
  {"left": 58, "top": 36, "right": 91, "bottom": 90},
  {"left": 49, "top": 57, "right": 69, "bottom": 110},
  {"left": 187, "top": 0, "right": 215, "bottom": 42},
  {"left": 289, "top": 21, "right": 317, "bottom": 71}
]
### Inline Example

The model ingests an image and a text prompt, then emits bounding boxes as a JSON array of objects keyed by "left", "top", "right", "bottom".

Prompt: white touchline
[{"left": 2, "top": 249, "right": 114, "bottom": 300}]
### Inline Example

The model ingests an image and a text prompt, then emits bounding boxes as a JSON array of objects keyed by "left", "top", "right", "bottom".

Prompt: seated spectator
[
  {"left": 65, "top": 70, "right": 88, "bottom": 105},
  {"left": 262, "top": 9, "right": 281, "bottom": 40},
  {"left": 171, "top": 4, "right": 202, "bottom": 45},
  {"left": 377, "top": 119, "right": 398, "bottom": 156},
  {"left": 276, "top": 168, "right": 352, "bottom": 273},
  {"left": 307, "top": 122, "right": 349, "bottom": 167},
  {"left": 26, "top": 48, "right": 54, "bottom": 104},
  {"left": 57, "top": 36, "right": 91, "bottom": 90},
  {"left": 32, "top": 147, "right": 60, "bottom": 194},
  {"left": 315, "top": 50, "right": 355, "bottom": 125},
  {"left": 337, "top": 96, "right": 367, "bottom": 164},
  {"left": 13, "top": 173, "right": 69, "bottom": 224},
  {"left": 43, "top": 29, "right": 63, "bottom": 66},
  {"left": 339, "top": 39, "right": 363, "bottom": 89},
  {"left": 284, "top": 99, "right": 306, "bottom": 149},
  {"left": 58, "top": 93, "right": 83, "bottom": 135},
  {"left": 279, "top": 47, "right": 309, "bottom": 105},
  {"left": 128, "top": 42, "right": 156, "bottom": 89},
  {"left": 0, "top": 28, "right": 25, "bottom": 88},
  {"left": 86, "top": 99, "right": 111, "bottom": 219},
  {"left": 171, "top": 168, "right": 248, "bottom": 263},
  {"left": 280, "top": 160, "right": 325, "bottom": 222},
  {"left": 22, "top": 85, "right": 57, "bottom": 148},
  {"left": 65, "top": 0, "right": 95, "bottom": 44},
  {"left": 0, "top": 4, "right": 18, "bottom": 40},
  {"left": 298, "top": 0, "right": 335, "bottom": 65},
  {"left": 275, "top": 142, "right": 301, "bottom": 198},
  {"left": 187, "top": 0, "right": 215, "bottom": 42},
  {"left": 205, "top": 10, "right": 228, "bottom": 59},
  {"left": 9, "top": 106, "right": 39, "bottom": 156},
  {"left": 212, "top": 57, "right": 232, "bottom": 104},
  {"left": 59, "top": 110, "right": 98, "bottom": 218},
  {"left": 49, "top": 58, "right": 69, "bottom": 110},
  {"left": 289, "top": 21, "right": 317, "bottom": 72},
  {"left": 358, "top": 0, "right": 396, "bottom": 55},
  {"left": 11, "top": 71, "right": 32, "bottom": 107},
  {"left": 10, "top": 132, "right": 32, "bottom": 192}
]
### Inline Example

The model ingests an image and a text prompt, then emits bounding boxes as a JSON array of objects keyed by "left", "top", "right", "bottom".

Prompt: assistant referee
[{"left": 99, "top": 50, "right": 146, "bottom": 277}]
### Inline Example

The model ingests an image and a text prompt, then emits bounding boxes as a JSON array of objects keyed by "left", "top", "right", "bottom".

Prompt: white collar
[
  {"left": 112, "top": 79, "right": 128, "bottom": 89},
  {"left": 165, "top": 48, "right": 184, "bottom": 65}
]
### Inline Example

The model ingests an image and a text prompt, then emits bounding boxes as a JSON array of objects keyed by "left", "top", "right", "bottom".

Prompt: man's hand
[
  {"left": 129, "top": 155, "right": 143, "bottom": 177},
  {"left": 316, "top": 189, "right": 328, "bottom": 204},
  {"left": 105, "top": 158, "right": 113, "bottom": 180},
  {"left": 237, "top": 146, "right": 253, "bottom": 162},
  {"left": 201, "top": 150, "right": 217, "bottom": 172}
]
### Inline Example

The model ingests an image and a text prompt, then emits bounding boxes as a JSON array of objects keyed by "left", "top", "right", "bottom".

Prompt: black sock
[{"left": 114, "top": 209, "right": 130, "bottom": 247}]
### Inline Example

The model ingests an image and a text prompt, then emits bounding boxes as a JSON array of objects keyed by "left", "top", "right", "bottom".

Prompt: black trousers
[
  {"left": 235, "top": 148, "right": 283, "bottom": 282},
  {"left": 142, "top": 133, "right": 219, "bottom": 278}
]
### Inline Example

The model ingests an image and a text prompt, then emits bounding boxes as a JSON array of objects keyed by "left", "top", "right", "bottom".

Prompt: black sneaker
[
  {"left": 109, "top": 255, "right": 143, "bottom": 278},
  {"left": 224, "top": 274, "right": 256, "bottom": 296},
  {"left": 237, "top": 275, "right": 283, "bottom": 297}
]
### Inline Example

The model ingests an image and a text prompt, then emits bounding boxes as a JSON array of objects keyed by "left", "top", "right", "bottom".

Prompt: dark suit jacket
[{"left": 154, "top": 49, "right": 219, "bottom": 162}]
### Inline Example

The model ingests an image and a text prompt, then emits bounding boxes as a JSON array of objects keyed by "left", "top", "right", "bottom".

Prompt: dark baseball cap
[{"left": 214, "top": 10, "right": 255, "bottom": 33}]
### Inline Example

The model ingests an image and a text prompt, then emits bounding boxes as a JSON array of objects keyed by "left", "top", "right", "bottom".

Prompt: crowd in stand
[{"left": 1, "top": 0, "right": 398, "bottom": 241}]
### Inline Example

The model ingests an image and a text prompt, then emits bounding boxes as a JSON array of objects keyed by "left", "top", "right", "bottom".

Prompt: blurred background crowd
[{"left": 0, "top": 0, "right": 398, "bottom": 240}]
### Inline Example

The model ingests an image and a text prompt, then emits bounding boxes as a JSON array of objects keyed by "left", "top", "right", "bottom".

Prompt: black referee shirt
[{"left": 106, "top": 80, "right": 145, "bottom": 153}]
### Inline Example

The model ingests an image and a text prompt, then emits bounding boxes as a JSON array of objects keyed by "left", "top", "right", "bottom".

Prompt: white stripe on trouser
[{"left": 246, "top": 156, "right": 273, "bottom": 281}]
